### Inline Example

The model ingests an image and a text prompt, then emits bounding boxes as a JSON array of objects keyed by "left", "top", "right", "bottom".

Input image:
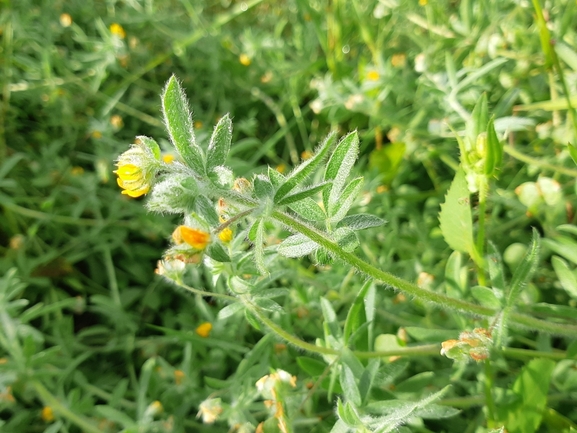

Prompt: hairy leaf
[
  {"left": 439, "top": 169, "right": 474, "bottom": 255},
  {"left": 206, "top": 113, "right": 232, "bottom": 172}
]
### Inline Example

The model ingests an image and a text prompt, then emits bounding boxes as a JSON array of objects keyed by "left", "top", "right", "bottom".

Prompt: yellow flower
[
  {"left": 110, "top": 23, "right": 126, "bottom": 39},
  {"left": 301, "top": 150, "right": 313, "bottom": 160},
  {"left": 239, "top": 53, "right": 251, "bottom": 66},
  {"left": 60, "top": 13, "right": 72, "bottom": 27},
  {"left": 162, "top": 154, "right": 175, "bottom": 164},
  {"left": 42, "top": 406, "right": 55, "bottom": 422},
  {"left": 366, "top": 70, "right": 380, "bottom": 81},
  {"left": 114, "top": 137, "right": 160, "bottom": 198},
  {"left": 198, "top": 398, "right": 222, "bottom": 424},
  {"left": 173, "top": 226, "right": 211, "bottom": 250},
  {"left": 174, "top": 369, "right": 185, "bottom": 385},
  {"left": 195, "top": 322, "right": 212, "bottom": 338},
  {"left": 115, "top": 163, "right": 150, "bottom": 197},
  {"left": 218, "top": 227, "right": 233, "bottom": 243}
]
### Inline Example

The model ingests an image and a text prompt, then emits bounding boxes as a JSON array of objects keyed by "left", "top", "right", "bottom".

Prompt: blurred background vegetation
[{"left": 1, "top": 0, "right": 577, "bottom": 432}]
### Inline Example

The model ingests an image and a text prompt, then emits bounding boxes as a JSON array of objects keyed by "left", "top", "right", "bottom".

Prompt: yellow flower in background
[
  {"left": 60, "top": 13, "right": 72, "bottom": 27},
  {"left": 239, "top": 53, "right": 251, "bottom": 66},
  {"left": 174, "top": 369, "right": 185, "bottom": 385},
  {"left": 110, "top": 23, "right": 126, "bottom": 39},
  {"left": 195, "top": 322, "right": 212, "bottom": 338},
  {"left": 41, "top": 406, "right": 55, "bottom": 422},
  {"left": 366, "top": 70, "right": 380, "bottom": 81},
  {"left": 115, "top": 163, "right": 150, "bottom": 197},
  {"left": 173, "top": 226, "right": 211, "bottom": 250},
  {"left": 162, "top": 154, "right": 175, "bottom": 164},
  {"left": 419, "top": 0, "right": 428, "bottom": 5}
]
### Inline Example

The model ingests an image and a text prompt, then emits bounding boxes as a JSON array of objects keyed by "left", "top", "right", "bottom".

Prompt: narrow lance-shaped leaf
[
  {"left": 206, "top": 113, "right": 232, "bottom": 172},
  {"left": 274, "top": 131, "right": 337, "bottom": 202},
  {"left": 277, "top": 181, "right": 331, "bottom": 206},
  {"left": 485, "top": 117, "right": 502, "bottom": 176},
  {"left": 329, "top": 177, "right": 364, "bottom": 224},
  {"left": 468, "top": 93, "right": 488, "bottom": 142},
  {"left": 254, "top": 218, "right": 268, "bottom": 275},
  {"left": 162, "top": 75, "right": 205, "bottom": 174},
  {"left": 324, "top": 131, "right": 360, "bottom": 213},
  {"left": 439, "top": 169, "right": 474, "bottom": 256}
]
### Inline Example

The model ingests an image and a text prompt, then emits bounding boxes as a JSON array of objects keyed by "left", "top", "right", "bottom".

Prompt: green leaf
[
  {"left": 543, "top": 236, "right": 577, "bottom": 265},
  {"left": 289, "top": 198, "right": 326, "bottom": 221},
  {"left": 340, "top": 364, "right": 361, "bottom": 406},
  {"left": 194, "top": 195, "right": 219, "bottom": 226},
  {"left": 136, "top": 136, "right": 161, "bottom": 160},
  {"left": 329, "top": 177, "right": 364, "bottom": 223},
  {"left": 277, "top": 182, "right": 331, "bottom": 206},
  {"left": 488, "top": 242, "right": 506, "bottom": 294},
  {"left": 496, "top": 359, "right": 555, "bottom": 433},
  {"left": 217, "top": 303, "right": 244, "bottom": 320},
  {"left": 337, "top": 214, "right": 386, "bottom": 231},
  {"left": 278, "top": 233, "right": 319, "bottom": 258},
  {"left": 445, "top": 250, "right": 466, "bottom": 298},
  {"left": 324, "top": 131, "right": 359, "bottom": 211},
  {"left": 506, "top": 228, "right": 540, "bottom": 308},
  {"left": 471, "top": 286, "right": 502, "bottom": 309},
  {"left": 254, "top": 218, "right": 268, "bottom": 275},
  {"left": 253, "top": 174, "right": 274, "bottom": 199},
  {"left": 552, "top": 256, "right": 577, "bottom": 299},
  {"left": 485, "top": 117, "right": 502, "bottom": 176},
  {"left": 253, "top": 297, "right": 282, "bottom": 312},
  {"left": 344, "top": 280, "right": 372, "bottom": 345},
  {"left": 468, "top": 93, "right": 488, "bottom": 141},
  {"left": 334, "top": 227, "right": 359, "bottom": 253},
  {"left": 161, "top": 75, "right": 204, "bottom": 173},
  {"left": 206, "top": 243, "right": 230, "bottom": 262},
  {"left": 95, "top": 406, "right": 136, "bottom": 428},
  {"left": 297, "top": 356, "right": 327, "bottom": 376},
  {"left": 337, "top": 399, "right": 362, "bottom": 428},
  {"left": 206, "top": 114, "right": 232, "bottom": 171},
  {"left": 274, "top": 131, "right": 337, "bottom": 202},
  {"left": 358, "top": 358, "right": 380, "bottom": 404},
  {"left": 320, "top": 297, "right": 341, "bottom": 339},
  {"left": 568, "top": 143, "right": 577, "bottom": 166},
  {"left": 439, "top": 169, "right": 474, "bottom": 255}
]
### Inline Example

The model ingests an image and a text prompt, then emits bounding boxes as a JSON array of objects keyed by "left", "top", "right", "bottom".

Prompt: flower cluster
[
  {"left": 441, "top": 328, "right": 492, "bottom": 362},
  {"left": 114, "top": 137, "right": 161, "bottom": 198}
]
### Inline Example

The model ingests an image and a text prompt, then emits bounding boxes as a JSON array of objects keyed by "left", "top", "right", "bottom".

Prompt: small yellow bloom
[
  {"left": 301, "top": 150, "right": 313, "bottom": 160},
  {"left": 218, "top": 227, "right": 233, "bottom": 243},
  {"left": 109, "top": 23, "right": 126, "bottom": 39},
  {"left": 198, "top": 398, "right": 222, "bottom": 424},
  {"left": 174, "top": 370, "right": 185, "bottom": 385},
  {"left": 60, "top": 13, "right": 72, "bottom": 27},
  {"left": 173, "top": 226, "right": 211, "bottom": 250},
  {"left": 366, "top": 70, "right": 380, "bottom": 81},
  {"left": 114, "top": 164, "right": 150, "bottom": 197},
  {"left": 42, "top": 406, "right": 55, "bottom": 422},
  {"left": 195, "top": 322, "right": 212, "bottom": 338},
  {"left": 239, "top": 53, "right": 251, "bottom": 66},
  {"left": 91, "top": 130, "right": 102, "bottom": 139},
  {"left": 162, "top": 154, "right": 175, "bottom": 164},
  {"left": 71, "top": 166, "right": 84, "bottom": 176},
  {"left": 194, "top": 120, "right": 203, "bottom": 129},
  {"left": 391, "top": 53, "right": 407, "bottom": 68},
  {"left": 419, "top": 0, "right": 428, "bottom": 5},
  {"left": 110, "top": 115, "right": 123, "bottom": 129},
  {"left": 276, "top": 164, "right": 286, "bottom": 174}
]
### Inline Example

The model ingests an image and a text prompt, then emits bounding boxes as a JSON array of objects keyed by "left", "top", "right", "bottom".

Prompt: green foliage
[{"left": 3, "top": 0, "right": 577, "bottom": 432}]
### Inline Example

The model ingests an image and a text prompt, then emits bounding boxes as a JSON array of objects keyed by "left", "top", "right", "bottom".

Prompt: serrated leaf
[
  {"left": 340, "top": 364, "right": 361, "bottom": 406},
  {"left": 289, "top": 198, "right": 326, "bottom": 221},
  {"left": 274, "top": 131, "right": 337, "bottom": 202},
  {"left": 506, "top": 228, "right": 540, "bottom": 308},
  {"left": 337, "top": 214, "right": 386, "bottom": 231},
  {"left": 253, "top": 174, "right": 274, "bottom": 199},
  {"left": 277, "top": 182, "right": 331, "bottom": 206},
  {"left": 324, "top": 131, "right": 359, "bottom": 211},
  {"left": 329, "top": 177, "right": 364, "bottom": 223},
  {"left": 552, "top": 256, "right": 577, "bottom": 299},
  {"left": 217, "top": 303, "right": 244, "bottom": 320},
  {"left": 439, "top": 169, "right": 474, "bottom": 255},
  {"left": 277, "top": 233, "right": 319, "bottom": 258},
  {"left": 162, "top": 75, "right": 204, "bottom": 173},
  {"left": 206, "top": 114, "right": 232, "bottom": 171}
]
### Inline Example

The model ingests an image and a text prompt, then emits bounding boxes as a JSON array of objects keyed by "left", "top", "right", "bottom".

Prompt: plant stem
[
  {"left": 504, "top": 144, "right": 577, "bottom": 177},
  {"left": 272, "top": 210, "right": 577, "bottom": 337},
  {"left": 475, "top": 179, "right": 488, "bottom": 286},
  {"left": 33, "top": 381, "right": 103, "bottom": 433},
  {"left": 483, "top": 360, "right": 497, "bottom": 427}
]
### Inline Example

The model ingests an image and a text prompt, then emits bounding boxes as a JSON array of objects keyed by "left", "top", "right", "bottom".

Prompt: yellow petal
[
  {"left": 121, "top": 185, "right": 149, "bottom": 197},
  {"left": 179, "top": 226, "right": 211, "bottom": 250}
]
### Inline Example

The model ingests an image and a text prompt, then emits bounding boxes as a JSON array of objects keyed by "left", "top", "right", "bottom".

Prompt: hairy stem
[{"left": 272, "top": 210, "right": 577, "bottom": 337}]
